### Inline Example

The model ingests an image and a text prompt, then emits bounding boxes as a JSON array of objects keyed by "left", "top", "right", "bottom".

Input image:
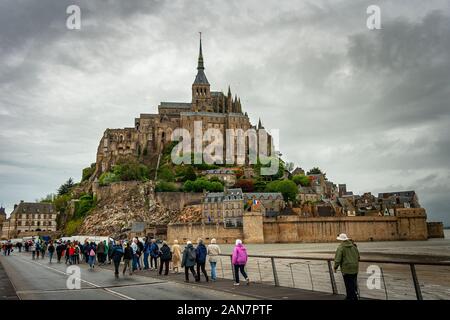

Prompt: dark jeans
[
  {"left": 196, "top": 262, "right": 208, "bottom": 281},
  {"left": 113, "top": 260, "right": 121, "bottom": 275},
  {"left": 150, "top": 256, "right": 158, "bottom": 269},
  {"left": 159, "top": 260, "right": 170, "bottom": 275},
  {"left": 343, "top": 273, "right": 358, "bottom": 300},
  {"left": 234, "top": 264, "right": 248, "bottom": 283},
  {"left": 57, "top": 252, "right": 62, "bottom": 263},
  {"left": 184, "top": 265, "right": 197, "bottom": 281}
]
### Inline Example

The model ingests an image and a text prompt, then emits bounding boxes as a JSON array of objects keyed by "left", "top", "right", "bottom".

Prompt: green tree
[
  {"left": 307, "top": 167, "right": 324, "bottom": 175},
  {"left": 82, "top": 163, "right": 96, "bottom": 182},
  {"left": 58, "top": 178, "right": 75, "bottom": 196},
  {"left": 155, "top": 181, "right": 178, "bottom": 192},
  {"left": 292, "top": 174, "right": 311, "bottom": 187},
  {"left": 98, "top": 172, "right": 119, "bottom": 186},
  {"left": 265, "top": 180, "right": 298, "bottom": 202}
]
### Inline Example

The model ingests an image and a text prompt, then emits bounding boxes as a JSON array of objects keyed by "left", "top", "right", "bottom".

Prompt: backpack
[
  {"left": 89, "top": 249, "right": 95, "bottom": 256},
  {"left": 188, "top": 247, "right": 196, "bottom": 260},
  {"left": 115, "top": 246, "right": 124, "bottom": 258}
]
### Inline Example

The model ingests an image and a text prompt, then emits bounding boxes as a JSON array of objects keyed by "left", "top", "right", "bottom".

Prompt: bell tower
[{"left": 192, "top": 32, "right": 212, "bottom": 112}]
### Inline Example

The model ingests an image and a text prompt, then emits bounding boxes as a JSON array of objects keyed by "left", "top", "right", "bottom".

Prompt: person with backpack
[
  {"left": 88, "top": 242, "right": 96, "bottom": 269},
  {"left": 334, "top": 233, "right": 360, "bottom": 300},
  {"left": 149, "top": 239, "right": 159, "bottom": 271},
  {"left": 47, "top": 241, "right": 55, "bottom": 263},
  {"left": 181, "top": 240, "right": 197, "bottom": 282},
  {"left": 195, "top": 238, "right": 208, "bottom": 282},
  {"left": 103, "top": 240, "right": 109, "bottom": 265},
  {"left": 207, "top": 238, "right": 221, "bottom": 281},
  {"left": 111, "top": 240, "right": 124, "bottom": 279},
  {"left": 83, "top": 240, "right": 90, "bottom": 263},
  {"left": 231, "top": 239, "right": 250, "bottom": 286},
  {"left": 159, "top": 241, "right": 172, "bottom": 276},
  {"left": 123, "top": 242, "right": 133, "bottom": 276}
]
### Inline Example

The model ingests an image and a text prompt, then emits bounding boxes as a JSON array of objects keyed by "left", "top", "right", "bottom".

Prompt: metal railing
[{"left": 211, "top": 254, "right": 450, "bottom": 300}]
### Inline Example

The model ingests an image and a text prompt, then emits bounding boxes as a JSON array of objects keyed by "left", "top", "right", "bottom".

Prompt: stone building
[
  {"left": 202, "top": 169, "right": 236, "bottom": 187},
  {"left": 297, "top": 186, "right": 321, "bottom": 204},
  {"left": 378, "top": 191, "right": 421, "bottom": 209},
  {"left": 94, "top": 35, "right": 272, "bottom": 179},
  {"left": 0, "top": 206, "right": 6, "bottom": 232},
  {"left": 243, "top": 192, "right": 284, "bottom": 215},
  {"left": 6, "top": 201, "right": 58, "bottom": 237},
  {"left": 202, "top": 188, "right": 244, "bottom": 227}
]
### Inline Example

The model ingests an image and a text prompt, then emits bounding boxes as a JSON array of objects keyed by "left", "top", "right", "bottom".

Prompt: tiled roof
[{"left": 243, "top": 192, "right": 283, "bottom": 199}]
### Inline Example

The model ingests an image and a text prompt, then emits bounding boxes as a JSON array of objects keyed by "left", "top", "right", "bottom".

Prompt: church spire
[
  {"left": 193, "top": 32, "right": 209, "bottom": 85},
  {"left": 197, "top": 32, "right": 204, "bottom": 70}
]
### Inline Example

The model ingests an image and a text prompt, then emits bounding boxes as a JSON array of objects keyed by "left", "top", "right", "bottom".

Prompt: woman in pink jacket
[{"left": 231, "top": 239, "right": 250, "bottom": 286}]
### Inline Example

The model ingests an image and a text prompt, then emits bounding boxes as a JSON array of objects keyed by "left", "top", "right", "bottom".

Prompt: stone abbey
[{"left": 95, "top": 35, "right": 269, "bottom": 178}]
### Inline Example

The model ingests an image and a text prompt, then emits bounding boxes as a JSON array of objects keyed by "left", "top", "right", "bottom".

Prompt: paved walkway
[
  {"left": 0, "top": 258, "right": 19, "bottom": 300},
  {"left": 98, "top": 263, "right": 344, "bottom": 300}
]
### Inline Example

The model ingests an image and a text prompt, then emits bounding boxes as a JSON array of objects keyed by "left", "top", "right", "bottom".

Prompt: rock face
[{"left": 79, "top": 181, "right": 201, "bottom": 238}]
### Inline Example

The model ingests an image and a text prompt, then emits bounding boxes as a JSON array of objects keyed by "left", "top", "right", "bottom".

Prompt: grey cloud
[{"left": 0, "top": 0, "right": 449, "bottom": 226}]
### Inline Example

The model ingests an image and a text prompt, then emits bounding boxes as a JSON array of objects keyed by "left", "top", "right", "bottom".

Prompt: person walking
[
  {"left": 97, "top": 240, "right": 105, "bottom": 265},
  {"left": 56, "top": 241, "right": 64, "bottom": 263},
  {"left": 30, "top": 241, "right": 37, "bottom": 260},
  {"left": 334, "top": 233, "right": 360, "bottom": 300},
  {"left": 231, "top": 239, "right": 249, "bottom": 286},
  {"left": 65, "top": 241, "right": 71, "bottom": 264},
  {"left": 17, "top": 242, "right": 22, "bottom": 253},
  {"left": 171, "top": 240, "right": 181, "bottom": 274},
  {"left": 159, "top": 241, "right": 172, "bottom": 276},
  {"left": 69, "top": 243, "right": 76, "bottom": 265},
  {"left": 103, "top": 240, "right": 109, "bottom": 265},
  {"left": 88, "top": 242, "right": 96, "bottom": 269},
  {"left": 83, "top": 240, "right": 90, "bottom": 263},
  {"left": 35, "top": 241, "right": 41, "bottom": 259},
  {"left": 111, "top": 241, "right": 124, "bottom": 279},
  {"left": 207, "top": 238, "right": 221, "bottom": 281},
  {"left": 48, "top": 241, "right": 55, "bottom": 263},
  {"left": 143, "top": 237, "right": 151, "bottom": 270},
  {"left": 195, "top": 238, "right": 208, "bottom": 282},
  {"left": 40, "top": 241, "right": 47, "bottom": 259},
  {"left": 123, "top": 242, "right": 133, "bottom": 276},
  {"left": 149, "top": 239, "right": 159, "bottom": 271},
  {"left": 131, "top": 238, "right": 139, "bottom": 271},
  {"left": 107, "top": 239, "right": 114, "bottom": 265},
  {"left": 137, "top": 238, "right": 144, "bottom": 270},
  {"left": 181, "top": 241, "right": 197, "bottom": 282}
]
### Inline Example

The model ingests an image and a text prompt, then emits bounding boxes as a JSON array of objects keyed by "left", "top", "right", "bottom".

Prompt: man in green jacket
[{"left": 334, "top": 233, "right": 360, "bottom": 300}]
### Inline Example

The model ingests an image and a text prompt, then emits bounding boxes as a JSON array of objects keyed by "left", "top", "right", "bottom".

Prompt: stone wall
[
  {"left": 92, "top": 181, "right": 142, "bottom": 202},
  {"left": 427, "top": 222, "right": 445, "bottom": 238},
  {"left": 167, "top": 214, "right": 430, "bottom": 244},
  {"left": 155, "top": 192, "right": 204, "bottom": 211},
  {"left": 167, "top": 223, "right": 243, "bottom": 244},
  {"left": 263, "top": 215, "right": 427, "bottom": 243}
]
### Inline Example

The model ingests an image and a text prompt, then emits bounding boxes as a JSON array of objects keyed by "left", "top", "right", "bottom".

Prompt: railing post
[
  {"left": 257, "top": 260, "right": 262, "bottom": 283},
  {"left": 230, "top": 255, "right": 235, "bottom": 281},
  {"left": 307, "top": 264, "right": 314, "bottom": 291},
  {"left": 220, "top": 258, "right": 224, "bottom": 278},
  {"left": 271, "top": 257, "right": 279, "bottom": 287},
  {"left": 327, "top": 260, "right": 338, "bottom": 295},
  {"left": 410, "top": 264, "right": 423, "bottom": 300},
  {"left": 289, "top": 263, "right": 295, "bottom": 287}
]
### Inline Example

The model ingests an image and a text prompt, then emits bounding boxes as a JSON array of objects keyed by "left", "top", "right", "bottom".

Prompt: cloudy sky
[{"left": 1, "top": 0, "right": 449, "bottom": 225}]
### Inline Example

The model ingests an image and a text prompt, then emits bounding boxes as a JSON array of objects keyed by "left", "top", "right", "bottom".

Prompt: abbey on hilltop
[{"left": 94, "top": 35, "right": 269, "bottom": 178}]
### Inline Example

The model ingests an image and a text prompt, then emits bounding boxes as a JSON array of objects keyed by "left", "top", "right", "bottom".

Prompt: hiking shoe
[
  {"left": 233, "top": 283, "right": 240, "bottom": 286},
  {"left": 246, "top": 278, "right": 250, "bottom": 285}
]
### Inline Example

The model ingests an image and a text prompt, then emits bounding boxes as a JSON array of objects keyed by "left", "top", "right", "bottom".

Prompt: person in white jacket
[{"left": 207, "top": 238, "right": 221, "bottom": 281}]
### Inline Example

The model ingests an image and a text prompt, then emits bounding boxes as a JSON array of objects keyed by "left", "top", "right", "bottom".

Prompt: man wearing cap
[{"left": 334, "top": 233, "right": 360, "bottom": 300}]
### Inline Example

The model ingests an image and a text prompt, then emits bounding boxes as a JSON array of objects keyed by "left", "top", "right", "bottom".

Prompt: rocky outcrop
[{"left": 78, "top": 181, "right": 201, "bottom": 238}]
